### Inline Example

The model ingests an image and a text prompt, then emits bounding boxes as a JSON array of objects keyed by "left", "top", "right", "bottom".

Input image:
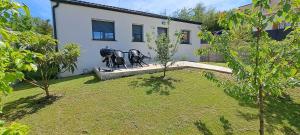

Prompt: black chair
[
  {"left": 128, "top": 49, "right": 150, "bottom": 67},
  {"left": 112, "top": 50, "right": 127, "bottom": 68},
  {"left": 100, "top": 48, "right": 114, "bottom": 68}
]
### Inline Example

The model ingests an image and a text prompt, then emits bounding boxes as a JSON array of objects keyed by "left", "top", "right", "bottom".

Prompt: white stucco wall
[{"left": 53, "top": 2, "right": 202, "bottom": 77}]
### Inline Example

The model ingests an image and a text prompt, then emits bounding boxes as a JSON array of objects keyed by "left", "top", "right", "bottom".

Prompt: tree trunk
[
  {"left": 44, "top": 85, "right": 50, "bottom": 98},
  {"left": 163, "top": 66, "right": 166, "bottom": 78},
  {"left": 43, "top": 78, "right": 50, "bottom": 98},
  {"left": 258, "top": 85, "right": 264, "bottom": 135}
]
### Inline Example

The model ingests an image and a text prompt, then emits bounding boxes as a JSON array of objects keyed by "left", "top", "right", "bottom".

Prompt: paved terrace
[{"left": 94, "top": 61, "right": 232, "bottom": 80}]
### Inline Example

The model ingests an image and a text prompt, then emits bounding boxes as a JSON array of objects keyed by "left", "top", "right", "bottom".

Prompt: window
[
  {"left": 279, "top": 22, "right": 291, "bottom": 29},
  {"left": 92, "top": 20, "right": 115, "bottom": 41},
  {"left": 273, "top": 22, "right": 291, "bottom": 30},
  {"left": 157, "top": 27, "right": 168, "bottom": 36},
  {"left": 132, "top": 25, "right": 143, "bottom": 42},
  {"left": 181, "top": 30, "right": 190, "bottom": 44}
]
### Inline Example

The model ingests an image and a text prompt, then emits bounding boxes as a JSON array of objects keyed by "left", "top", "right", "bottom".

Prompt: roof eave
[{"left": 50, "top": 0, "right": 202, "bottom": 25}]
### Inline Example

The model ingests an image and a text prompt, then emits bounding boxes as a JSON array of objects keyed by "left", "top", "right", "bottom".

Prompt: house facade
[
  {"left": 238, "top": 0, "right": 286, "bottom": 30},
  {"left": 51, "top": 0, "right": 202, "bottom": 77},
  {"left": 238, "top": 0, "right": 292, "bottom": 40}
]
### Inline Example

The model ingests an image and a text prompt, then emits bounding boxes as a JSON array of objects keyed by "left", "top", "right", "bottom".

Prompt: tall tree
[
  {"left": 202, "top": 8, "right": 223, "bottom": 31},
  {"left": 173, "top": 8, "right": 193, "bottom": 21},
  {"left": 32, "top": 18, "right": 53, "bottom": 35},
  {"left": 198, "top": 0, "right": 299, "bottom": 135},
  {"left": 173, "top": 3, "right": 223, "bottom": 31},
  {"left": 191, "top": 3, "right": 206, "bottom": 22},
  {"left": 10, "top": 16, "right": 53, "bottom": 35}
]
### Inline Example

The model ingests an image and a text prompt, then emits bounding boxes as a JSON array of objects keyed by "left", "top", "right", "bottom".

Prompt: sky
[{"left": 16, "top": 0, "right": 251, "bottom": 21}]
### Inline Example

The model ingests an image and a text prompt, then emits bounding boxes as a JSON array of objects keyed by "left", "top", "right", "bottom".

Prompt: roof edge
[
  {"left": 238, "top": 3, "right": 252, "bottom": 8},
  {"left": 50, "top": 0, "right": 202, "bottom": 25}
]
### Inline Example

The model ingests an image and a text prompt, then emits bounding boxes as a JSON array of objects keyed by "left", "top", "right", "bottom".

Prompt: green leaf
[
  {"left": 15, "top": 59, "right": 23, "bottom": 69},
  {"left": 0, "top": 29, "right": 9, "bottom": 40},
  {"left": 30, "top": 63, "right": 38, "bottom": 71},
  {"left": 0, "top": 41, "right": 4, "bottom": 47},
  {"left": 277, "top": 10, "right": 283, "bottom": 17},
  {"left": 290, "top": 68, "right": 297, "bottom": 76},
  {"left": 22, "top": 4, "right": 31, "bottom": 17},
  {"left": 15, "top": 71, "right": 24, "bottom": 80},
  {"left": 0, "top": 120, "right": 5, "bottom": 126},
  {"left": 283, "top": 4, "right": 291, "bottom": 12},
  {"left": 3, "top": 73, "right": 18, "bottom": 83},
  {"left": 284, "top": 26, "right": 291, "bottom": 30}
]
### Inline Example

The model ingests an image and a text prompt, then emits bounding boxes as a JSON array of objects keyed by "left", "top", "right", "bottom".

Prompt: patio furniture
[
  {"left": 128, "top": 49, "right": 151, "bottom": 67},
  {"left": 100, "top": 48, "right": 114, "bottom": 68},
  {"left": 112, "top": 50, "right": 127, "bottom": 68}
]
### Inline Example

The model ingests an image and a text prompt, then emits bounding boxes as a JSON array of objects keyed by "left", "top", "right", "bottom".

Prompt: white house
[
  {"left": 51, "top": 0, "right": 202, "bottom": 77},
  {"left": 239, "top": 0, "right": 288, "bottom": 30},
  {"left": 238, "top": 0, "right": 293, "bottom": 41}
]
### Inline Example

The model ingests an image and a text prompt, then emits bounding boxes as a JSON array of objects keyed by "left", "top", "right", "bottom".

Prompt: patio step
[{"left": 94, "top": 61, "right": 232, "bottom": 80}]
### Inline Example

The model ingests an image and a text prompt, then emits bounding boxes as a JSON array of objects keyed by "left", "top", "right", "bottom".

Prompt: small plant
[
  {"left": 146, "top": 21, "right": 182, "bottom": 78},
  {"left": 17, "top": 32, "right": 80, "bottom": 98}
]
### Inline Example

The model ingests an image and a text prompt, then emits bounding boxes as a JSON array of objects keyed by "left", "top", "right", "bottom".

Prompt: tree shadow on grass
[
  {"left": 224, "top": 86, "right": 300, "bottom": 134},
  {"left": 14, "top": 74, "right": 92, "bottom": 91},
  {"left": 236, "top": 110, "right": 258, "bottom": 121},
  {"left": 129, "top": 76, "right": 181, "bottom": 95},
  {"left": 84, "top": 75, "right": 100, "bottom": 84},
  {"left": 194, "top": 120, "right": 213, "bottom": 135},
  {"left": 223, "top": 86, "right": 257, "bottom": 108},
  {"left": 281, "top": 126, "right": 299, "bottom": 135},
  {"left": 264, "top": 94, "right": 300, "bottom": 134},
  {"left": 1, "top": 94, "right": 61, "bottom": 121},
  {"left": 219, "top": 116, "right": 234, "bottom": 135}
]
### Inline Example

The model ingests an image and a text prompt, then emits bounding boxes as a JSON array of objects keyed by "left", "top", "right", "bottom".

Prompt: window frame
[
  {"left": 132, "top": 24, "right": 144, "bottom": 42},
  {"left": 92, "top": 19, "right": 116, "bottom": 41},
  {"left": 157, "top": 27, "right": 168, "bottom": 37},
  {"left": 180, "top": 30, "right": 191, "bottom": 44}
]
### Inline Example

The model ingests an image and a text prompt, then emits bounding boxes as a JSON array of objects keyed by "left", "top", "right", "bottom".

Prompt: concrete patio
[{"left": 93, "top": 61, "right": 232, "bottom": 80}]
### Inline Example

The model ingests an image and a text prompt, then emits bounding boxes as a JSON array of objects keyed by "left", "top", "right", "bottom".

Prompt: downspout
[
  {"left": 52, "top": 1, "right": 60, "bottom": 51},
  {"left": 52, "top": 1, "right": 61, "bottom": 78}
]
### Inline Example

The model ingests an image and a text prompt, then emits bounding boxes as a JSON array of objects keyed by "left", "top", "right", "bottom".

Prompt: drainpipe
[{"left": 52, "top": 1, "right": 60, "bottom": 51}]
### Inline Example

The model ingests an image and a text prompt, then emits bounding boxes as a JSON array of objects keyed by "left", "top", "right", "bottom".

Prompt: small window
[
  {"left": 132, "top": 25, "right": 143, "bottom": 42},
  {"left": 92, "top": 20, "right": 115, "bottom": 41},
  {"left": 157, "top": 27, "right": 168, "bottom": 36},
  {"left": 181, "top": 30, "right": 190, "bottom": 44}
]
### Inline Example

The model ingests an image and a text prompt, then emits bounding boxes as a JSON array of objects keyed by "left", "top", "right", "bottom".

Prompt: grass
[
  {"left": 2, "top": 69, "right": 300, "bottom": 135},
  {"left": 202, "top": 62, "right": 228, "bottom": 67}
]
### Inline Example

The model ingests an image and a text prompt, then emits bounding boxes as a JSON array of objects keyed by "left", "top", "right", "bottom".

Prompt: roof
[
  {"left": 238, "top": 3, "right": 252, "bottom": 8},
  {"left": 50, "top": 0, "right": 202, "bottom": 25}
]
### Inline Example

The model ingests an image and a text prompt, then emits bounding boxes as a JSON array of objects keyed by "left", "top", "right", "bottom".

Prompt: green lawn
[
  {"left": 2, "top": 69, "right": 300, "bottom": 135},
  {"left": 202, "top": 62, "right": 228, "bottom": 67}
]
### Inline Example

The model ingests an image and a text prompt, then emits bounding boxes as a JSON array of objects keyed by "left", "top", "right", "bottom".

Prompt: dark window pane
[
  {"left": 93, "top": 32, "right": 102, "bottom": 40},
  {"left": 132, "top": 25, "right": 143, "bottom": 42},
  {"left": 157, "top": 27, "right": 168, "bottom": 36},
  {"left": 181, "top": 30, "right": 190, "bottom": 44},
  {"left": 92, "top": 20, "right": 115, "bottom": 41}
]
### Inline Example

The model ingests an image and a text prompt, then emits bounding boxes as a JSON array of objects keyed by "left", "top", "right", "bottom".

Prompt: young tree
[
  {"left": 198, "top": 0, "right": 299, "bottom": 135},
  {"left": 17, "top": 32, "right": 80, "bottom": 98},
  {"left": 146, "top": 22, "right": 182, "bottom": 78}
]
